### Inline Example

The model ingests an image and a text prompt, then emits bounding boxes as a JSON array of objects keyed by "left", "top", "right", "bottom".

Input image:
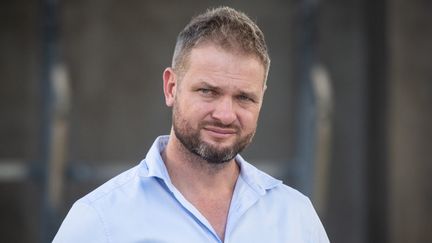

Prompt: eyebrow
[{"left": 199, "top": 81, "right": 221, "bottom": 92}]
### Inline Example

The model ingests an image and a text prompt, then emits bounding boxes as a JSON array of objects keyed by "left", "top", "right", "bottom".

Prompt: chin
[{"left": 202, "top": 136, "right": 237, "bottom": 147}]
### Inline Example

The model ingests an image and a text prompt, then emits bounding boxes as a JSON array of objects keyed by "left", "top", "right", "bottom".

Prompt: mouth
[{"left": 203, "top": 126, "right": 237, "bottom": 139}]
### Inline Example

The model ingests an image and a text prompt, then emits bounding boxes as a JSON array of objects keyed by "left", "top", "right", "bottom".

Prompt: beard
[{"left": 172, "top": 103, "right": 255, "bottom": 164}]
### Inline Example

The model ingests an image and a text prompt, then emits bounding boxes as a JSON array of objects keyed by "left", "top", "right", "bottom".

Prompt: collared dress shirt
[{"left": 53, "top": 136, "right": 329, "bottom": 243}]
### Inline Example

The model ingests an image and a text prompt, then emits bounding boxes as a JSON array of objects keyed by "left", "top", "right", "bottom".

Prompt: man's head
[
  {"left": 163, "top": 7, "right": 270, "bottom": 164},
  {"left": 172, "top": 6, "right": 270, "bottom": 83}
]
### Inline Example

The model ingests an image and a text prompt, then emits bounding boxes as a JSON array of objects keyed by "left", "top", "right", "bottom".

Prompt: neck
[
  {"left": 162, "top": 130, "right": 240, "bottom": 241},
  {"left": 162, "top": 130, "right": 240, "bottom": 194}
]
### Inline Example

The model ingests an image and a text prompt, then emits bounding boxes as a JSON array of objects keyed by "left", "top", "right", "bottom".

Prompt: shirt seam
[
  {"left": 77, "top": 201, "right": 112, "bottom": 243},
  {"left": 85, "top": 169, "right": 138, "bottom": 203}
]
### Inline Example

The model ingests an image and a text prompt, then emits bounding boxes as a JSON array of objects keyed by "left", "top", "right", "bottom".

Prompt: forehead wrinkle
[
  {"left": 196, "top": 67, "right": 261, "bottom": 86},
  {"left": 199, "top": 61, "right": 262, "bottom": 82},
  {"left": 186, "top": 45, "right": 265, "bottom": 92},
  {"left": 189, "top": 45, "right": 265, "bottom": 77}
]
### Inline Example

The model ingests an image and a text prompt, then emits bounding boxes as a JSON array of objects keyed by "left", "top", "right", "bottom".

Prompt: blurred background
[{"left": 1, "top": 0, "right": 431, "bottom": 242}]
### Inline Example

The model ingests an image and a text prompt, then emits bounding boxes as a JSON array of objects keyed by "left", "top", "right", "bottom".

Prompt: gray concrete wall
[
  {"left": 388, "top": 0, "right": 432, "bottom": 242},
  {"left": 0, "top": 1, "right": 42, "bottom": 242},
  {"left": 319, "top": 0, "right": 368, "bottom": 242},
  {"left": 0, "top": 0, "right": 40, "bottom": 161}
]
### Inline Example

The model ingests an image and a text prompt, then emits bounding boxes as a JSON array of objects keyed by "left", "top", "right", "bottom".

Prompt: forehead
[{"left": 183, "top": 44, "right": 266, "bottom": 89}]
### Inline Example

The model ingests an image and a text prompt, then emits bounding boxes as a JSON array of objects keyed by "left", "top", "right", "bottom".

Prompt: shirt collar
[
  {"left": 138, "top": 135, "right": 282, "bottom": 194},
  {"left": 138, "top": 135, "right": 172, "bottom": 182},
  {"left": 235, "top": 154, "right": 282, "bottom": 195}
]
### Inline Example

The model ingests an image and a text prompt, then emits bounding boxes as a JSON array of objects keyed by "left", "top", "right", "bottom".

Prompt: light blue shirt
[{"left": 54, "top": 136, "right": 329, "bottom": 243}]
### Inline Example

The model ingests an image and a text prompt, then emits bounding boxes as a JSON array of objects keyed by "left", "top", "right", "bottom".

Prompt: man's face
[{"left": 164, "top": 44, "right": 266, "bottom": 164}]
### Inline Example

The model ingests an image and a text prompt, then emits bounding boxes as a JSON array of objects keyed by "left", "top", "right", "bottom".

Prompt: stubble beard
[{"left": 172, "top": 103, "right": 255, "bottom": 164}]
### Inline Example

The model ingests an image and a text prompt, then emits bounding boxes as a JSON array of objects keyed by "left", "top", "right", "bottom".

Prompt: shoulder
[
  {"left": 265, "top": 183, "right": 315, "bottom": 212},
  {"left": 78, "top": 163, "right": 143, "bottom": 206},
  {"left": 271, "top": 183, "right": 310, "bottom": 203},
  {"left": 53, "top": 163, "right": 147, "bottom": 242},
  {"left": 265, "top": 184, "right": 330, "bottom": 242},
  {"left": 238, "top": 158, "right": 312, "bottom": 208}
]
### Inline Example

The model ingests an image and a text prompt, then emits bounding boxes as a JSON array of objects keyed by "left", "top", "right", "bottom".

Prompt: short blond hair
[{"left": 172, "top": 6, "right": 270, "bottom": 82}]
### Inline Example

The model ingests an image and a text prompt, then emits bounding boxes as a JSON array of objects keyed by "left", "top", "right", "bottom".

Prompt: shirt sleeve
[
  {"left": 53, "top": 201, "right": 109, "bottom": 243},
  {"left": 306, "top": 198, "right": 330, "bottom": 243}
]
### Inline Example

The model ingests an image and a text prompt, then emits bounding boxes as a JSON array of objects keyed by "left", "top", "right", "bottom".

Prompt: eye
[
  {"left": 197, "top": 88, "right": 216, "bottom": 97},
  {"left": 237, "top": 95, "right": 254, "bottom": 103},
  {"left": 198, "top": 88, "right": 211, "bottom": 94}
]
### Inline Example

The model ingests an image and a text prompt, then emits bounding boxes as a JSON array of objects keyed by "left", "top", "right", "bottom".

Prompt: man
[{"left": 54, "top": 6, "right": 329, "bottom": 243}]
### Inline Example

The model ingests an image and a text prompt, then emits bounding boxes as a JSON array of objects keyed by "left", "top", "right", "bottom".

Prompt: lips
[{"left": 203, "top": 126, "right": 237, "bottom": 139}]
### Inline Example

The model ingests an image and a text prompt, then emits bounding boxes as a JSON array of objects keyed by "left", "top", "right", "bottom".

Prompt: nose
[{"left": 211, "top": 97, "right": 237, "bottom": 125}]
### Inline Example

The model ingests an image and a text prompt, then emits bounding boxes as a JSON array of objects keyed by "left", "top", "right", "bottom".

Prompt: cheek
[
  {"left": 238, "top": 109, "right": 260, "bottom": 130},
  {"left": 181, "top": 99, "right": 213, "bottom": 121}
]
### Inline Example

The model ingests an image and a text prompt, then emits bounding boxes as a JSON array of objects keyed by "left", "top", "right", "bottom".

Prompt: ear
[
  {"left": 258, "top": 84, "right": 267, "bottom": 108},
  {"left": 163, "top": 68, "right": 177, "bottom": 107}
]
